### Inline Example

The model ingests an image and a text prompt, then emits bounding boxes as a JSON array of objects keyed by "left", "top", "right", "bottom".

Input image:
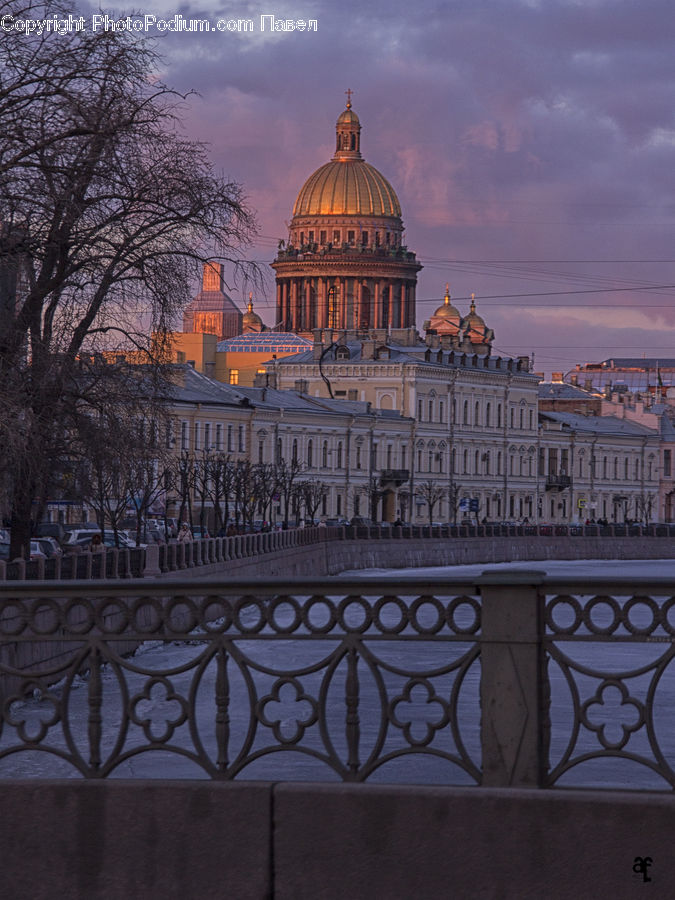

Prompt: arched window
[
  {"left": 474, "top": 450, "right": 480, "bottom": 472},
  {"left": 485, "top": 403, "right": 491, "bottom": 427},
  {"left": 463, "top": 449, "right": 469, "bottom": 473},
  {"left": 463, "top": 401, "right": 469, "bottom": 424},
  {"left": 484, "top": 451, "right": 490, "bottom": 474}
]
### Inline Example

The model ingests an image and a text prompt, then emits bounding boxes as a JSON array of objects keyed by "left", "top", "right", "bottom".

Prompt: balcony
[
  {"left": 546, "top": 473, "right": 572, "bottom": 491},
  {"left": 379, "top": 468, "right": 410, "bottom": 486}
]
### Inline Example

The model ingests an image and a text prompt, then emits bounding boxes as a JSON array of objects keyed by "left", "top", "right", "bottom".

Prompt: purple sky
[{"left": 101, "top": 1, "right": 675, "bottom": 376}]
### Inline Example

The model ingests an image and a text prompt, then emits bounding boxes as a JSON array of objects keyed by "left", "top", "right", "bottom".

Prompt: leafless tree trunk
[{"left": 0, "top": 0, "right": 256, "bottom": 558}]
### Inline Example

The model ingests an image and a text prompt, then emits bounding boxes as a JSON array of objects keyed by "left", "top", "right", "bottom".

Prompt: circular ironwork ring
[
  {"left": 373, "top": 595, "right": 409, "bottom": 634},
  {"left": 623, "top": 595, "right": 659, "bottom": 636},
  {"left": 583, "top": 595, "right": 621, "bottom": 635},
  {"left": 268, "top": 595, "right": 302, "bottom": 634},
  {"left": 337, "top": 595, "right": 372, "bottom": 633},
  {"left": 410, "top": 595, "right": 446, "bottom": 635},
  {"left": 300, "top": 595, "right": 337, "bottom": 634},
  {"left": 546, "top": 594, "right": 583, "bottom": 634},
  {"left": 446, "top": 596, "right": 481, "bottom": 635}
]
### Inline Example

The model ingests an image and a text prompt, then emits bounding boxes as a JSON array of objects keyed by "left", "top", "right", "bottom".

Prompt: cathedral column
[
  {"left": 291, "top": 279, "right": 299, "bottom": 332},
  {"left": 356, "top": 279, "right": 362, "bottom": 329},
  {"left": 388, "top": 281, "right": 395, "bottom": 330},
  {"left": 374, "top": 280, "right": 381, "bottom": 329},
  {"left": 276, "top": 281, "right": 282, "bottom": 328},
  {"left": 305, "top": 279, "right": 312, "bottom": 330},
  {"left": 318, "top": 277, "right": 327, "bottom": 329},
  {"left": 339, "top": 277, "right": 346, "bottom": 329},
  {"left": 399, "top": 282, "right": 406, "bottom": 328}
]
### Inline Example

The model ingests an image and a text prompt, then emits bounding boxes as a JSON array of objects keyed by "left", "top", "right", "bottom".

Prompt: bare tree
[
  {"left": 0, "top": 0, "right": 256, "bottom": 557},
  {"left": 297, "top": 480, "right": 328, "bottom": 524},
  {"left": 275, "top": 458, "right": 303, "bottom": 528},
  {"left": 417, "top": 480, "right": 446, "bottom": 526}
]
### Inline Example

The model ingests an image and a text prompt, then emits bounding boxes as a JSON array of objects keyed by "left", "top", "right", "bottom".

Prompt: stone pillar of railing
[
  {"left": 143, "top": 544, "right": 161, "bottom": 578},
  {"left": 477, "top": 570, "right": 548, "bottom": 788}
]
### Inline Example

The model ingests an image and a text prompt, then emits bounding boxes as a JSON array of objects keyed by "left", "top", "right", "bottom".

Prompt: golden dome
[
  {"left": 336, "top": 107, "right": 360, "bottom": 127},
  {"left": 242, "top": 294, "right": 263, "bottom": 331},
  {"left": 292, "top": 99, "right": 401, "bottom": 219},
  {"left": 462, "top": 294, "right": 486, "bottom": 329},
  {"left": 433, "top": 284, "right": 461, "bottom": 320},
  {"left": 293, "top": 160, "right": 401, "bottom": 217}
]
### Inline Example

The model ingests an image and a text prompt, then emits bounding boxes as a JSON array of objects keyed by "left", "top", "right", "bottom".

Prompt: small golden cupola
[
  {"left": 461, "top": 293, "right": 494, "bottom": 346},
  {"left": 425, "top": 284, "right": 462, "bottom": 335},
  {"left": 242, "top": 293, "right": 264, "bottom": 333}
]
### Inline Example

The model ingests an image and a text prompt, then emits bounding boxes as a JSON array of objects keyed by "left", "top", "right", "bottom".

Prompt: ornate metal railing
[{"left": 2, "top": 574, "right": 675, "bottom": 789}]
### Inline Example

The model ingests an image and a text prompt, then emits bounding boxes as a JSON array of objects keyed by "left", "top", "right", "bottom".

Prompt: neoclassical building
[{"left": 271, "top": 98, "right": 422, "bottom": 334}]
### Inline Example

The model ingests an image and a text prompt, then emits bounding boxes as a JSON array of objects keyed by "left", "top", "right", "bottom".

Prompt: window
[
  {"left": 216, "top": 424, "right": 223, "bottom": 451},
  {"left": 475, "top": 450, "right": 480, "bottom": 473},
  {"left": 320, "top": 230, "right": 326, "bottom": 245},
  {"left": 347, "top": 230, "right": 355, "bottom": 244},
  {"left": 428, "top": 450, "right": 433, "bottom": 471},
  {"left": 418, "top": 399, "right": 423, "bottom": 421},
  {"left": 229, "top": 369, "right": 239, "bottom": 385},
  {"left": 439, "top": 401, "right": 445, "bottom": 424},
  {"left": 356, "top": 445, "right": 362, "bottom": 469},
  {"left": 463, "top": 401, "right": 469, "bottom": 424},
  {"left": 361, "top": 231, "right": 368, "bottom": 246},
  {"left": 181, "top": 421, "right": 188, "bottom": 451},
  {"left": 401, "top": 445, "right": 406, "bottom": 469},
  {"left": 292, "top": 439, "right": 298, "bottom": 463},
  {"left": 333, "top": 230, "right": 340, "bottom": 244},
  {"left": 258, "top": 441, "right": 264, "bottom": 464},
  {"left": 337, "top": 442, "right": 343, "bottom": 468},
  {"left": 510, "top": 408, "right": 515, "bottom": 428},
  {"left": 484, "top": 451, "right": 490, "bottom": 474},
  {"left": 387, "top": 445, "right": 392, "bottom": 468},
  {"left": 204, "top": 423, "right": 211, "bottom": 451},
  {"left": 308, "top": 230, "right": 314, "bottom": 243},
  {"left": 624, "top": 458, "right": 629, "bottom": 480},
  {"left": 322, "top": 441, "right": 328, "bottom": 468},
  {"left": 194, "top": 422, "right": 200, "bottom": 451},
  {"left": 485, "top": 403, "right": 491, "bottom": 427},
  {"left": 475, "top": 402, "right": 480, "bottom": 426},
  {"left": 463, "top": 449, "right": 468, "bottom": 473},
  {"left": 519, "top": 408, "right": 524, "bottom": 429},
  {"left": 227, "top": 425, "right": 233, "bottom": 453},
  {"left": 497, "top": 451, "right": 502, "bottom": 475},
  {"left": 238, "top": 426, "right": 245, "bottom": 452},
  {"left": 428, "top": 400, "right": 433, "bottom": 422},
  {"left": 307, "top": 439, "right": 313, "bottom": 467},
  {"left": 497, "top": 404, "right": 502, "bottom": 428},
  {"left": 337, "top": 494, "right": 342, "bottom": 515},
  {"left": 665, "top": 450, "right": 672, "bottom": 478},
  {"left": 614, "top": 457, "right": 618, "bottom": 479}
]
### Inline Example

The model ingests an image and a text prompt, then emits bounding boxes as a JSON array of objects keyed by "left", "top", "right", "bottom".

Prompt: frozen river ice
[{"left": 3, "top": 559, "right": 675, "bottom": 789}]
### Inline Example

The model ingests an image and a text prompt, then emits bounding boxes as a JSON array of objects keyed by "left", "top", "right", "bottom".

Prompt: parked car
[
  {"left": 349, "top": 516, "right": 374, "bottom": 527},
  {"left": 34, "top": 537, "right": 63, "bottom": 558},
  {"left": 29, "top": 541, "right": 47, "bottom": 560},
  {"left": 191, "top": 526, "right": 210, "bottom": 539}
]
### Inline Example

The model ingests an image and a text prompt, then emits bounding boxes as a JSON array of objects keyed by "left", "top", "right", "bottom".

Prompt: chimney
[
  {"left": 552, "top": 372, "right": 563, "bottom": 383},
  {"left": 361, "top": 340, "right": 376, "bottom": 360},
  {"left": 570, "top": 374, "right": 578, "bottom": 385},
  {"left": 313, "top": 329, "right": 323, "bottom": 360}
]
